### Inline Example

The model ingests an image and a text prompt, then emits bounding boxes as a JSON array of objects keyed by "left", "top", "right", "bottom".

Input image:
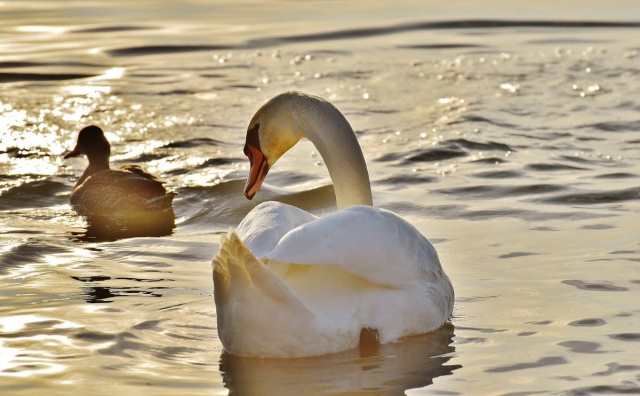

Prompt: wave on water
[
  {"left": 0, "top": 61, "right": 104, "bottom": 69},
  {"left": 106, "top": 45, "right": 236, "bottom": 57},
  {"left": 471, "top": 170, "right": 523, "bottom": 179},
  {"left": 101, "top": 19, "right": 640, "bottom": 58},
  {"left": 245, "top": 19, "right": 640, "bottom": 48},
  {"left": 160, "top": 137, "right": 228, "bottom": 149},
  {"left": 435, "top": 183, "right": 566, "bottom": 199},
  {"left": 0, "top": 178, "right": 70, "bottom": 210},
  {"left": 540, "top": 186, "right": 640, "bottom": 205},
  {"left": 0, "top": 72, "right": 97, "bottom": 82},
  {"left": 375, "top": 138, "right": 514, "bottom": 164},
  {"left": 71, "top": 25, "right": 157, "bottom": 33},
  {"left": 0, "top": 240, "right": 68, "bottom": 273}
]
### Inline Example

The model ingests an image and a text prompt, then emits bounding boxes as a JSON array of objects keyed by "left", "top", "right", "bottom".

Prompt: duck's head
[
  {"left": 243, "top": 93, "right": 306, "bottom": 199},
  {"left": 64, "top": 125, "right": 111, "bottom": 163}
]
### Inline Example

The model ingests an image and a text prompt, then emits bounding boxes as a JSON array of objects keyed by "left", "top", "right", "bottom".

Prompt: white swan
[{"left": 213, "top": 92, "right": 454, "bottom": 357}]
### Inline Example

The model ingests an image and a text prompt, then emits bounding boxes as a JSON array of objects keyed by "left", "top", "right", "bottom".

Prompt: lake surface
[{"left": 1, "top": 1, "right": 640, "bottom": 395}]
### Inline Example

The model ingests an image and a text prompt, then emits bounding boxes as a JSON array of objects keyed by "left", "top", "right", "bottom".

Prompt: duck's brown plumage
[
  {"left": 65, "top": 126, "right": 174, "bottom": 232},
  {"left": 70, "top": 168, "right": 174, "bottom": 216}
]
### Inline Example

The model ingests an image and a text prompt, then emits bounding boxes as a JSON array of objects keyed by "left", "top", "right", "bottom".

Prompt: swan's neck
[{"left": 297, "top": 102, "right": 372, "bottom": 209}]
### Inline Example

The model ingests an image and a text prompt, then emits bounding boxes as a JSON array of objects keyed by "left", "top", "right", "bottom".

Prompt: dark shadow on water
[
  {"left": 106, "top": 44, "right": 235, "bottom": 57},
  {"left": 219, "top": 323, "right": 459, "bottom": 396},
  {"left": 71, "top": 275, "right": 170, "bottom": 303},
  {"left": 78, "top": 285, "right": 167, "bottom": 303},
  {"left": 0, "top": 72, "right": 97, "bottom": 82}
]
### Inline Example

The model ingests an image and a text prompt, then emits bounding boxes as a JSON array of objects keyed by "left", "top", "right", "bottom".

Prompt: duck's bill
[
  {"left": 63, "top": 146, "right": 81, "bottom": 159},
  {"left": 244, "top": 145, "right": 269, "bottom": 199}
]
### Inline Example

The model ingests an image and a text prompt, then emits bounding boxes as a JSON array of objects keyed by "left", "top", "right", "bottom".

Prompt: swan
[
  {"left": 213, "top": 92, "right": 453, "bottom": 357},
  {"left": 64, "top": 125, "right": 175, "bottom": 236}
]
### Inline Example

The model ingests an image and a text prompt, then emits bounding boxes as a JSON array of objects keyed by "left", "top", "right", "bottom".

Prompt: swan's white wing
[
  {"left": 236, "top": 201, "right": 317, "bottom": 258},
  {"left": 264, "top": 205, "right": 446, "bottom": 289},
  {"left": 262, "top": 205, "right": 454, "bottom": 343},
  {"left": 216, "top": 203, "right": 453, "bottom": 356}
]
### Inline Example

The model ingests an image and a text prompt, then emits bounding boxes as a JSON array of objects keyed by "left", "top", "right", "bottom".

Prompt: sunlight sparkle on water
[
  {"left": 110, "top": 139, "right": 165, "bottom": 162},
  {"left": 92, "top": 67, "right": 125, "bottom": 82},
  {"left": 9, "top": 157, "right": 58, "bottom": 176},
  {"left": 0, "top": 107, "right": 27, "bottom": 132},
  {"left": 0, "top": 341, "right": 19, "bottom": 374},
  {"left": 0, "top": 125, "right": 65, "bottom": 156},
  {"left": 16, "top": 25, "right": 66, "bottom": 34},
  {"left": 0, "top": 315, "right": 41, "bottom": 333},
  {"left": 63, "top": 85, "right": 112, "bottom": 96}
]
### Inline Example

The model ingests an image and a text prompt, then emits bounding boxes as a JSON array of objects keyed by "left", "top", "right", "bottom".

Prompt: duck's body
[
  {"left": 65, "top": 126, "right": 174, "bottom": 234},
  {"left": 213, "top": 92, "right": 454, "bottom": 357}
]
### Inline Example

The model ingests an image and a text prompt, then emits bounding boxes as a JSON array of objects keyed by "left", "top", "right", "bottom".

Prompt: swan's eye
[{"left": 244, "top": 123, "right": 260, "bottom": 157}]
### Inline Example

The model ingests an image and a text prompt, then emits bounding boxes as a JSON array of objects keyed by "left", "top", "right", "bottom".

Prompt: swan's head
[
  {"left": 243, "top": 93, "right": 306, "bottom": 199},
  {"left": 64, "top": 125, "right": 111, "bottom": 161}
]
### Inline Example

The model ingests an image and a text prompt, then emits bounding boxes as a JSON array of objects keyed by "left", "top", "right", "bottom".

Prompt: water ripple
[
  {"left": 0, "top": 72, "right": 96, "bottom": 82},
  {"left": 541, "top": 187, "right": 640, "bottom": 205},
  {"left": 562, "top": 280, "right": 629, "bottom": 292},
  {"left": 0, "top": 178, "right": 69, "bottom": 210},
  {"left": 106, "top": 45, "right": 235, "bottom": 57}
]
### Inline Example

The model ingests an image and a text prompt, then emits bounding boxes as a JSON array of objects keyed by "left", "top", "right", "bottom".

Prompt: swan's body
[
  {"left": 213, "top": 92, "right": 453, "bottom": 357},
  {"left": 215, "top": 202, "right": 453, "bottom": 357}
]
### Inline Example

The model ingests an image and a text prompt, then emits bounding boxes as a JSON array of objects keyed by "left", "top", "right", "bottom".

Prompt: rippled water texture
[{"left": 1, "top": 1, "right": 640, "bottom": 395}]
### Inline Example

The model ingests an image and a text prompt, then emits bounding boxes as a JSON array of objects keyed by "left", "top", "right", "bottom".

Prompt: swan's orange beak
[{"left": 244, "top": 143, "right": 269, "bottom": 200}]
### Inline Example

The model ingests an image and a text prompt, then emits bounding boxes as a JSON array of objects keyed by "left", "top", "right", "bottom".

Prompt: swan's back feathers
[
  {"left": 214, "top": 202, "right": 454, "bottom": 357},
  {"left": 236, "top": 201, "right": 316, "bottom": 257},
  {"left": 266, "top": 205, "right": 445, "bottom": 289}
]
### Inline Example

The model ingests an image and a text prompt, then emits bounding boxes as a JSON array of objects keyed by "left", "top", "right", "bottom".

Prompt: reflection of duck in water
[
  {"left": 220, "top": 323, "right": 459, "bottom": 396},
  {"left": 64, "top": 125, "right": 175, "bottom": 239}
]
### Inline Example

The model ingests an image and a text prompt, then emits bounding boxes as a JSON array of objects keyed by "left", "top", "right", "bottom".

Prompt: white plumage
[{"left": 213, "top": 92, "right": 454, "bottom": 357}]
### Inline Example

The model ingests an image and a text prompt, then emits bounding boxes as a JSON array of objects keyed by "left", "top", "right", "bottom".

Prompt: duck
[
  {"left": 64, "top": 125, "right": 175, "bottom": 236},
  {"left": 213, "top": 92, "right": 454, "bottom": 358}
]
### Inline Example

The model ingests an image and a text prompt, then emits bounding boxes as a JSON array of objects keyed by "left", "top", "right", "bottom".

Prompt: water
[{"left": 1, "top": 1, "right": 640, "bottom": 395}]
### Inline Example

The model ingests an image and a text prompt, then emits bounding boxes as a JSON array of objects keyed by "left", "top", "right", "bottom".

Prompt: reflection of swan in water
[{"left": 219, "top": 324, "right": 459, "bottom": 396}]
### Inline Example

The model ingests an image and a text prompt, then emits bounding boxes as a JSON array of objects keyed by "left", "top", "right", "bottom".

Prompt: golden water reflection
[{"left": 220, "top": 324, "right": 459, "bottom": 396}]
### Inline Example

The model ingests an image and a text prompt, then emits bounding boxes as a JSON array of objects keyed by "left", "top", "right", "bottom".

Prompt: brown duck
[{"left": 64, "top": 125, "right": 175, "bottom": 236}]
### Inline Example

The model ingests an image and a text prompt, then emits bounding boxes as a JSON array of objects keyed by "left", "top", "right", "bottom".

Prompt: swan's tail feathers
[{"left": 213, "top": 231, "right": 313, "bottom": 318}]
